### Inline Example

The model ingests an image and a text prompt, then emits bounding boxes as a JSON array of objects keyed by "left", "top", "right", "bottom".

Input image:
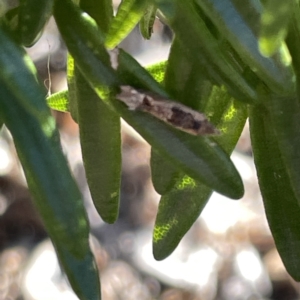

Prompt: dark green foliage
[{"left": 2, "top": 0, "right": 300, "bottom": 299}]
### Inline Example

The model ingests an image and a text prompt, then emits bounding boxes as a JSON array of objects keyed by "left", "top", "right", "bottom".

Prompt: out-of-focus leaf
[
  {"left": 286, "top": 1, "right": 300, "bottom": 98},
  {"left": 0, "top": 78, "right": 100, "bottom": 300},
  {"left": 139, "top": 4, "right": 157, "bottom": 39},
  {"left": 56, "top": 244, "right": 100, "bottom": 300},
  {"left": 0, "top": 27, "right": 49, "bottom": 122},
  {"left": 17, "top": 0, "right": 53, "bottom": 47},
  {"left": 259, "top": 0, "right": 294, "bottom": 56},
  {"left": 1, "top": 7, "right": 19, "bottom": 36},
  {"left": 0, "top": 26, "right": 100, "bottom": 299},
  {"left": 80, "top": 0, "right": 113, "bottom": 33},
  {"left": 155, "top": 0, "right": 258, "bottom": 104},
  {"left": 105, "top": 0, "right": 150, "bottom": 49},
  {"left": 249, "top": 103, "right": 300, "bottom": 281},
  {"left": 194, "top": 0, "right": 295, "bottom": 96}
]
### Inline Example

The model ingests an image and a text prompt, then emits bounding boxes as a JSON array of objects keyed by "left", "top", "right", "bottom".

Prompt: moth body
[{"left": 117, "top": 86, "right": 219, "bottom": 136}]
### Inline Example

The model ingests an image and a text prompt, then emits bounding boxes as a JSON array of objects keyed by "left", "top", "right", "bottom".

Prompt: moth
[{"left": 117, "top": 86, "right": 220, "bottom": 136}]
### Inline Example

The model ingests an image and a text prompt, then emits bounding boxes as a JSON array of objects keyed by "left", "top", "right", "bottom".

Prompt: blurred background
[{"left": 0, "top": 3, "right": 300, "bottom": 299}]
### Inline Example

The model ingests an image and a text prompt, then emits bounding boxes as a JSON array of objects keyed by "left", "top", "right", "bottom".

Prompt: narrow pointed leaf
[
  {"left": 153, "top": 92, "right": 247, "bottom": 260},
  {"left": 75, "top": 69, "right": 121, "bottom": 223},
  {"left": 249, "top": 103, "right": 300, "bottom": 281},
  {"left": 153, "top": 176, "right": 211, "bottom": 260},
  {"left": 0, "top": 81, "right": 100, "bottom": 300},
  {"left": 75, "top": 0, "right": 121, "bottom": 224}
]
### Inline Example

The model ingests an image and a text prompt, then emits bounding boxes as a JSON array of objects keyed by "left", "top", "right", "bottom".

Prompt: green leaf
[
  {"left": 80, "top": 0, "right": 113, "bottom": 33},
  {"left": 0, "top": 25, "right": 100, "bottom": 299},
  {"left": 54, "top": 0, "right": 119, "bottom": 99},
  {"left": 46, "top": 60, "right": 168, "bottom": 113},
  {"left": 153, "top": 94, "right": 247, "bottom": 260},
  {"left": 194, "top": 0, "right": 295, "bottom": 96},
  {"left": 139, "top": 4, "right": 157, "bottom": 39},
  {"left": 146, "top": 60, "right": 167, "bottom": 84},
  {"left": 67, "top": 54, "right": 79, "bottom": 122},
  {"left": 48, "top": 89, "right": 245, "bottom": 200},
  {"left": 0, "top": 27, "right": 49, "bottom": 122},
  {"left": 286, "top": 1, "right": 300, "bottom": 97},
  {"left": 0, "top": 79, "right": 100, "bottom": 300},
  {"left": 153, "top": 176, "right": 211, "bottom": 260},
  {"left": 56, "top": 244, "right": 101, "bottom": 300},
  {"left": 149, "top": 41, "right": 180, "bottom": 194},
  {"left": 155, "top": 0, "right": 258, "bottom": 104},
  {"left": 75, "top": 69, "right": 121, "bottom": 224},
  {"left": 146, "top": 58, "right": 176, "bottom": 194},
  {"left": 115, "top": 99, "right": 244, "bottom": 199},
  {"left": 47, "top": 89, "right": 69, "bottom": 112},
  {"left": 259, "top": 0, "right": 294, "bottom": 56},
  {"left": 17, "top": 0, "right": 53, "bottom": 46},
  {"left": 105, "top": 0, "right": 150, "bottom": 49},
  {"left": 150, "top": 150, "right": 180, "bottom": 195},
  {"left": 54, "top": 0, "right": 243, "bottom": 199},
  {"left": 115, "top": 50, "right": 244, "bottom": 200},
  {"left": 1, "top": 7, "right": 19, "bottom": 36},
  {"left": 264, "top": 93, "right": 300, "bottom": 207},
  {"left": 116, "top": 49, "right": 168, "bottom": 96},
  {"left": 75, "top": 0, "right": 121, "bottom": 224},
  {"left": 249, "top": 103, "right": 300, "bottom": 281}
]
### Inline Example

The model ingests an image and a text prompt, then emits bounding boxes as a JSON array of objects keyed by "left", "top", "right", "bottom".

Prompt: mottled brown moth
[{"left": 117, "top": 86, "right": 220, "bottom": 136}]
